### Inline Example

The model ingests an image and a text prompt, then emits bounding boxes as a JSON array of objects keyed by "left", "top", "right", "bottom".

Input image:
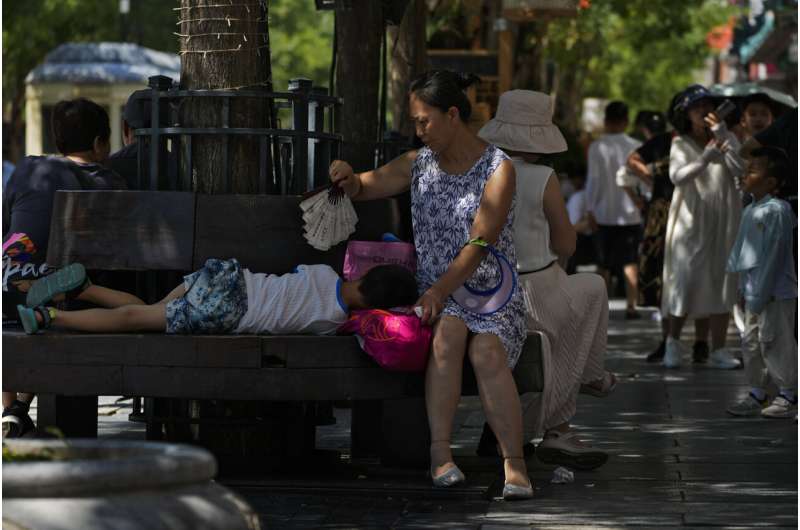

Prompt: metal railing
[{"left": 129, "top": 75, "right": 342, "bottom": 195}]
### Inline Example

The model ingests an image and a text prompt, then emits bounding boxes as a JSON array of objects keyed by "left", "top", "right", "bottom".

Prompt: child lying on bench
[{"left": 17, "top": 258, "right": 418, "bottom": 335}]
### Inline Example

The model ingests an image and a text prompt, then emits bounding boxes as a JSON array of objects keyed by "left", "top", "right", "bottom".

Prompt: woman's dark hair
[
  {"left": 51, "top": 98, "right": 111, "bottom": 155},
  {"left": 358, "top": 265, "right": 418, "bottom": 309},
  {"left": 409, "top": 70, "right": 481, "bottom": 122}
]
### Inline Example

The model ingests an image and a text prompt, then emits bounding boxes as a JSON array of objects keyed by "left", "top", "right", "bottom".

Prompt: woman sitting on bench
[
  {"left": 329, "top": 70, "right": 533, "bottom": 500},
  {"left": 17, "top": 259, "right": 418, "bottom": 335}
]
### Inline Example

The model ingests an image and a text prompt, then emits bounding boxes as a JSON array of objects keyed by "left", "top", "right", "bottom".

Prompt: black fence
[{"left": 129, "top": 75, "right": 342, "bottom": 195}]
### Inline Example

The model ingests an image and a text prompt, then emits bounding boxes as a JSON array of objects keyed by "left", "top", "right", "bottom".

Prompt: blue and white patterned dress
[{"left": 411, "top": 144, "right": 527, "bottom": 367}]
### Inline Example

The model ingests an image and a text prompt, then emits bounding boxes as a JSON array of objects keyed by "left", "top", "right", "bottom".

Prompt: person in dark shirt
[
  {"left": 741, "top": 108, "right": 797, "bottom": 212},
  {"left": 2, "top": 97, "right": 126, "bottom": 438},
  {"left": 107, "top": 89, "right": 149, "bottom": 190}
]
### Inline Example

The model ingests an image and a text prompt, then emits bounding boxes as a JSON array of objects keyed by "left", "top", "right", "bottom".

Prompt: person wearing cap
[
  {"left": 661, "top": 84, "right": 743, "bottom": 370},
  {"left": 477, "top": 90, "right": 612, "bottom": 471},
  {"left": 619, "top": 108, "right": 681, "bottom": 363},
  {"left": 584, "top": 101, "right": 643, "bottom": 320},
  {"left": 107, "top": 89, "right": 150, "bottom": 190}
]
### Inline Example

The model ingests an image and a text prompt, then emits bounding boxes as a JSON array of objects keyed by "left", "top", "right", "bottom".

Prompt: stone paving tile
[
  {"left": 679, "top": 480, "right": 799, "bottom": 503},
  {"left": 682, "top": 502, "right": 798, "bottom": 527},
  {"left": 37, "top": 300, "right": 796, "bottom": 529}
]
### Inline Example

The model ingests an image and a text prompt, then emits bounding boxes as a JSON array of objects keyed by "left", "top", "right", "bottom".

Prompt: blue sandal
[
  {"left": 25, "top": 263, "right": 89, "bottom": 308},
  {"left": 17, "top": 305, "right": 53, "bottom": 335}
]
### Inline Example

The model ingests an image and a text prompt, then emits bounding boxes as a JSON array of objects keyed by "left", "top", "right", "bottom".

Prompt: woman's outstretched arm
[{"left": 330, "top": 150, "right": 417, "bottom": 201}]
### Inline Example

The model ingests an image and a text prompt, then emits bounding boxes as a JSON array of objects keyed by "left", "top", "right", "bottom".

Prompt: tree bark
[
  {"left": 388, "top": 0, "right": 428, "bottom": 139},
  {"left": 335, "top": 0, "right": 383, "bottom": 172},
  {"left": 178, "top": 0, "right": 273, "bottom": 193}
]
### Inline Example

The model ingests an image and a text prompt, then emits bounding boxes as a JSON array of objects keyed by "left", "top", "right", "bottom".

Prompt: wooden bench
[{"left": 3, "top": 190, "right": 543, "bottom": 466}]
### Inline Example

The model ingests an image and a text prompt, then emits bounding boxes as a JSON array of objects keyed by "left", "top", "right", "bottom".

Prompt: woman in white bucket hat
[{"left": 478, "top": 90, "right": 613, "bottom": 469}]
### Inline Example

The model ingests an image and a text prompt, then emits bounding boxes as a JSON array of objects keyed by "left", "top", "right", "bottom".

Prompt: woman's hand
[
  {"left": 704, "top": 111, "right": 721, "bottom": 129},
  {"left": 415, "top": 286, "right": 445, "bottom": 325},
  {"left": 329, "top": 160, "right": 361, "bottom": 198},
  {"left": 702, "top": 139, "right": 723, "bottom": 162}
]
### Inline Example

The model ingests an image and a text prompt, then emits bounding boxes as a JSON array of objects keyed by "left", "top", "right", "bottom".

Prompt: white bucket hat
[{"left": 478, "top": 90, "right": 567, "bottom": 154}]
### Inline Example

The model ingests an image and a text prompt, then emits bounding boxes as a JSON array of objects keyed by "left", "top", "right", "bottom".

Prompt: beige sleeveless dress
[{"left": 513, "top": 158, "right": 608, "bottom": 438}]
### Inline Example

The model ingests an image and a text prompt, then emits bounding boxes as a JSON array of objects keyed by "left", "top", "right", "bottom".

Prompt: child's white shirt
[{"left": 234, "top": 264, "right": 348, "bottom": 335}]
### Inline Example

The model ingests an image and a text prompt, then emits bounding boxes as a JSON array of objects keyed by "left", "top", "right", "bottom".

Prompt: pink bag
[
  {"left": 338, "top": 309, "right": 432, "bottom": 372},
  {"left": 343, "top": 239, "right": 416, "bottom": 281}
]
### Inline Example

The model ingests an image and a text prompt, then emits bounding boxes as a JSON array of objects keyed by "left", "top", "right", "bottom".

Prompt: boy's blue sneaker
[
  {"left": 762, "top": 395, "right": 798, "bottom": 419},
  {"left": 726, "top": 392, "right": 769, "bottom": 417},
  {"left": 25, "top": 263, "right": 88, "bottom": 308}
]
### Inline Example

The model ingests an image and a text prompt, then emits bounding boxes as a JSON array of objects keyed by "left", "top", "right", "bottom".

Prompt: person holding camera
[{"left": 661, "top": 85, "right": 743, "bottom": 369}]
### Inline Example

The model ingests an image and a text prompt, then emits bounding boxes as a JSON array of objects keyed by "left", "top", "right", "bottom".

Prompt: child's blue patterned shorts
[{"left": 165, "top": 258, "right": 248, "bottom": 334}]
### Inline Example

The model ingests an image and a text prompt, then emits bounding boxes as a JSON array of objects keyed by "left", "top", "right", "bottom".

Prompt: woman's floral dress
[{"left": 411, "top": 144, "right": 526, "bottom": 366}]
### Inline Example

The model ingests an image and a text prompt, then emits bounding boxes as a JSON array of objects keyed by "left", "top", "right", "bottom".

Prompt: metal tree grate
[{"left": 130, "top": 76, "right": 342, "bottom": 196}]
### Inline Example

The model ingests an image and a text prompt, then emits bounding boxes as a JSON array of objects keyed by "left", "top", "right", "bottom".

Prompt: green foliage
[
  {"left": 2, "top": 0, "right": 118, "bottom": 103},
  {"left": 269, "top": 0, "right": 334, "bottom": 92},
  {"left": 544, "top": 0, "right": 738, "bottom": 118},
  {"left": 2, "top": 444, "right": 59, "bottom": 463}
]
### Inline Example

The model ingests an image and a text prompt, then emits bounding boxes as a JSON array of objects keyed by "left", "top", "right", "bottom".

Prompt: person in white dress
[
  {"left": 661, "top": 85, "right": 744, "bottom": 369},
  {"left": 477, "top": 90, "right": 614, "bottom": 470}
]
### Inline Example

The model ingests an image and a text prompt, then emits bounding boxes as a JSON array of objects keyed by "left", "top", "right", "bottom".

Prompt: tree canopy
[
  {"left": 542, "top": 0, "right": 736, "bottom": 122},
  {"left": 3, "top": 0, "right": 734, "bottom": 150}
]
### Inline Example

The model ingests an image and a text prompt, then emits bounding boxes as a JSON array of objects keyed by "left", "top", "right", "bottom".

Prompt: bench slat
[
  {"left": 3, "top": 331, "right": 544, "bottom": 398},
  {"left": 193, "top": 194, "right": 403, "bottom": 274},
  {"left": 46, "top": 191, "right": 195, "bottom": 270}
]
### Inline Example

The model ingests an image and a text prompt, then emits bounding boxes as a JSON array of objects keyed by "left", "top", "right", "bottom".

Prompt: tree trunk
[
  {"left": 388, "top": 0, "right": 427, "bottom": 139},
  {"left": 178, "top": 0, "right": 274, "bottom": 193},
  {"left": 335, "top": 0, "right": 383, "bottom": 172}
]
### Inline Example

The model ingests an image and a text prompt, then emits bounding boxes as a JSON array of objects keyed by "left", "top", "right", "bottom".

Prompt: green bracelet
[{"left": 466, "top": 237, "right": 489, "bottom": 248}]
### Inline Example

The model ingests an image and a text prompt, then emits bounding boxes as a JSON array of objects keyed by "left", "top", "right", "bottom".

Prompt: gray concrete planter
[{"left": 3, "top": 439, "right": 260, "bottom": 530}]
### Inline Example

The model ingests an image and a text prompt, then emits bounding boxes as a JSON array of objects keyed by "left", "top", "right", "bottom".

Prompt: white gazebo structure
[{"left": 24, "top": 42, "right": 180, "bottom": 155}]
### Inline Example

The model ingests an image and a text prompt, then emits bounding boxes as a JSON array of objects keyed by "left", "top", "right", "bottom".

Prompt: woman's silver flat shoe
[
  {"left": 431, "top": 464, "right": 466, "bottom": 487},
  {"left": 502, "top": 482, "right": 534, "bottom": 500}
]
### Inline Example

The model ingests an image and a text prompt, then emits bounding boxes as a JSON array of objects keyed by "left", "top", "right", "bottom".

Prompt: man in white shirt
[{"left": 585, "top": 101, "right": 642, "bottom": 318}]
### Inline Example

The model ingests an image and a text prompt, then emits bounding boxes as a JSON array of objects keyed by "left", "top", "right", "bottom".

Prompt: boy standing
[{"left": 726, "top": 147, "right": 797, "bottom": 418}]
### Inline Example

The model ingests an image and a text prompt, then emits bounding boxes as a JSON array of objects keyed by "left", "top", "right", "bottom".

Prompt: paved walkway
[{"left": 31, "top": 300, "right": 798, "bottom": 528}]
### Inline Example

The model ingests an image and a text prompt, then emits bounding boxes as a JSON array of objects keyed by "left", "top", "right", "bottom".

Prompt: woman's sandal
[
  {"left": 536, "top": 429, "right": 609, "bottom": 470},
  {"left": 430, "top": 440, "right": 466, "bottom": 487},
  {"left": 501, "top": 456, "right": 534, "bottom": 500},
  {"left": 579, "top": 370, "right": 618, "bottom": 398},
  {"left": 1, "top": 411, "right": 37, "bottom": 438},
  {"left": 25, "top": 263, "right": 90, "bottom": 308},
  {"left": 17, "top": 305, "right": 54, "bottom": 335}
]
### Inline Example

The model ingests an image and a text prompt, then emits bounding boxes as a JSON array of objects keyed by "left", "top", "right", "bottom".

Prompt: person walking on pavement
[
  {"left": 661, "top": 85, "right": 743, "bottom": 370},
  {"left": 585, "top": 101, "right": 642, "bottom": 319}
]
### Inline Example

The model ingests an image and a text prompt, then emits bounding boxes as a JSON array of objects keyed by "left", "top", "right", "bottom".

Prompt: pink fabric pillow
[
  {"left": 338, "top": 309, "right": 432, "bottom": 372},
  {"left": 342, "top": 240, "right": 416, "bottom": 281}
]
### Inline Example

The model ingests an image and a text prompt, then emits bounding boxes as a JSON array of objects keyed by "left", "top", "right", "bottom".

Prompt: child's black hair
[
  {"left": 751, "top": 146, "right": 789, "bottom": 188},
  {"left": 51, "top": 98, "right": 111, "bottom": 155},
  {"left": 409, "top": 70, "right": 481, "bottom": 123},
  {"left": 741, "top": 93, "right": 776, "bottom": 116},
  {"left": 605, "top": 101, "right": 629, "bottom": 124},
  {"left": 358, "top": 265, "right": 418, "bottom": 309}
]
